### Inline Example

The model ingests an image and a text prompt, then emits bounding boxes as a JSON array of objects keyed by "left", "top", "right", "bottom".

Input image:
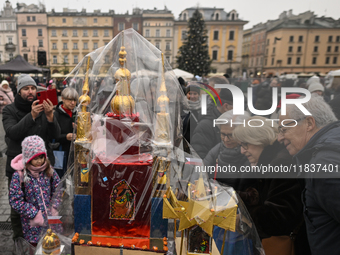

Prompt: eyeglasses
[
  {"left": 221, "top": 132, "right": 233, "bottom": 140},
  {"left": 278, "top": 118, "right": 305, "bottom": 135},
  {"left": 239, "top": 142, "right": 248, "bottom": 150}
]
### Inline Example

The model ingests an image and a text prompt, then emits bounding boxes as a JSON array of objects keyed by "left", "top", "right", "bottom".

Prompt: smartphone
[{"left": 37, "top": 89, "right": 58, "bottom": 106}]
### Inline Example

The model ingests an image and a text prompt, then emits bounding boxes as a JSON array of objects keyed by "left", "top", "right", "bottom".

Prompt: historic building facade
[
  {"left": 47, "top": 8, "right": 113, "bottom": 73},
  {"left": 174, "top": 7, "right": 247, "bottom": 76}
]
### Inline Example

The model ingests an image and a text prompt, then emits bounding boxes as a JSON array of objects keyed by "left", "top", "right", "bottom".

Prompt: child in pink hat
[{"left": 9, "top": 135, "right": 60, "bottom": 245}]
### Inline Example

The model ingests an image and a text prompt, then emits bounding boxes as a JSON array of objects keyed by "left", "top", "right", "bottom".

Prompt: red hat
[{"left": 277, "top": 93, "right": 301, "bottom": 108}]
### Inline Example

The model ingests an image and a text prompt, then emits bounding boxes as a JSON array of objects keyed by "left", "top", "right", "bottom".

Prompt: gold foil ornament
[{"left": 42, "top": 229, "right": 61, "bottom": 255}]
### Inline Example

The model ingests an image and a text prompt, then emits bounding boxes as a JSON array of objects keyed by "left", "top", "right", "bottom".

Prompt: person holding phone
[{"left": 2, "top": 74, "right": 60, "bottom": 242}]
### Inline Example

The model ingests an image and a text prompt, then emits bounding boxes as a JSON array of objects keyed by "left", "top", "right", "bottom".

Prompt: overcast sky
[{"left": 14, "top": 0, "right": 340, "bottom": 29}]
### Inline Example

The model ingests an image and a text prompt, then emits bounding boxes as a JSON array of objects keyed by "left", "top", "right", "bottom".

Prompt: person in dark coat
[
  {"left": 53, "top": 87, "right": 78, "bottom": 177},
  {"left": 255, "top": 77, "right": 281, "bottom": 113},
  {"left": 2, "top": 74, "right": 60, "bottom": 240},
  {"left": 278, "top": 95, "right": 339, "bottom": 255},
  {"left": 234, "top": 116, "right": 308, "bottom": 254},
  {"left": 182, "top": 83, "right": 201, "bottom": 144},
  {"left": 203, "top": 110, "right": 254, "bottom": 191},
  {"left": 191, "top": 88, "right": 233, "bottom": 159}
]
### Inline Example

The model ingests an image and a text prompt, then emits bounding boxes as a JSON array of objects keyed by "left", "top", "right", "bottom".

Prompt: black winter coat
[
  {"left": 53, "top": 102, "right": 76, "bottom": 153},
  {"left": 191, "top": 102, "right": 222, "bottom": 159},
  {"left": 3, "top": 101, "right": 61, "bottom": 178},
  {"left": 294, "top": 121, "right": 340, "bottom": 255},
  {"left": 245, "top": 141, "right": 304, "bottom": 239}
]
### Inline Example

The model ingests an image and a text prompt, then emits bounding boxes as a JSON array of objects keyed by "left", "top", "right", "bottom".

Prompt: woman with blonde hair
[
  {"left": 233, "top": 116, "right": 309, "bottom": 255},
  {"left": 0, "top": 80, "right": 14, "bottom": 113}
]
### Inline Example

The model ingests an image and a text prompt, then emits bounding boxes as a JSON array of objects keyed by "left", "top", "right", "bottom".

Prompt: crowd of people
[{"left": 1, "top": 71, "right": 340, "bottom": 254}]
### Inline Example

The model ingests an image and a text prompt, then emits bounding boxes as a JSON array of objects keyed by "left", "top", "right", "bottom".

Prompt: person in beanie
[
  {"left": 2, "top": 74, "right": 60, "bottom": 241},
  {"left": 182, "top": 83, "right": 202, "bottom": 144},
  {"left": 9, "top": 135, "right": 60, "bottom": 246}
]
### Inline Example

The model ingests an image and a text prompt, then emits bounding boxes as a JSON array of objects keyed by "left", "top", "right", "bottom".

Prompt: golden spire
[{"left": 111, "top": 31, "right": 135, "bottom": 115}]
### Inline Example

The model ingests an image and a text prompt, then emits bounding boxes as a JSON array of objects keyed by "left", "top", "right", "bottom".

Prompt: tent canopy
[
  {"left": 172, "top": 68, "right": 194, "bottom": 80},
  {"left": 0, "top": 55, "right": 48, "bottom": 73}
]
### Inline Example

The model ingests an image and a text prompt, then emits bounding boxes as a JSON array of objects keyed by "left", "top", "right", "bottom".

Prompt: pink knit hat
[{"left": 21, "top": 135, "right": 47, "bottom": 165}]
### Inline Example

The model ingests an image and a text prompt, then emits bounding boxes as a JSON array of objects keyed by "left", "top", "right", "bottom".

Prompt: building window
[
  {"left": 73, "top": 43, "right": 78, "bottom": 49},
  {"left": 156, "top": 29, "right": 160, "bottom": 37},
  {"left": 271, "top": 58, "right": 274, "bottom": 65},
  {"left": 52, "top": 30, "right": 56, "bottom": 37},
  {"left": 289, "top": 36, "right": 294, "bottom": 42},
  {"left": 74, "top": 55, "right": 78, "bottom": 64},
  {"left": 265, "top": 58, "right": 267, "bottom": 66},
  {"left": 229, "top": 31, "right": 235, "bottom": 40},
  {"left": 296, "top": 57, "right": 300, "bottom": 65},
  {"left": 231, "top": 13, "right": 235, "bottom": 20},
  {"left": 266, "top": 48, "right": 268, "bottom": 55},
  {"left": 93, "top": 42, "right": 98, "bottom": 49},
  {"left": 336, "top": 36, "right": 340, "bottom": 42},
  {"left": 22, "top": 29, "right": 26, "bottom": 36},
  {"left": 83, "top": 30, "right": 88, "bottom": 36},
  {"left": 146, "top": 29, "right": 150, "bottom": 37},
  {"left": 272, "top": 47, "right": 275, "bottom": 54},
  {"left": 155, "top": 42, "right": 160, "bottom": 49},
  {"left": 183, "top": 13, "right": 187, "bottom": 21},
  {"left": 212, "top": 50, "right": 218, "bottom": 60},
  {"left": 73, "top": 30, "right": 78, "bottom": 36},
  {"left": 181, "top": 30, "right": 187, "bottom": 40},
  {"left": 104, "top": 55, "right": 109, "bottom": 64},
  {"left": 327, "top": 46, "right": 331, "bottom": 52},
  {"left": 63, "top": 43, "right": 68, "bottom": 50},
  {"left": 267, "top": 39, "right": 269, "bottom": 45},
  {"left": 38, "top": 40, "right": 43, "bottom": 47},
  {"left": 9, "top": 53, "right": 13, "bottom": 60},
  {"left": 298, "top": 36, "right": 303, "bottom": 42},
  {"left": 22, "top": 40, "right": 27, "bottom": 47},
  {"left": 215, "top": 13, "right": 219, "bottom": 20},
  {"left": 335, "top": 46, "right": 339, "bottom": 52},
  {"left": 53, "top": 55, "right": 57, "bottom": 64},
  {"left": 118, "top": 23, "right": 125, "bottom": 31},
  {"left": 32, "top": 16, "right": 36, "bottom": 21},
  {"left": 166, "top": 29, "right": 170, "bottom": 37},
  {"left": 287, "top": 57, "right": 292, "bottom": 65},
  {"left": 93, "top": 18, "right": 97, "bottom": 23},
  {"left": 27, "top": 16, "right": 30, "bottom": 22},
  {"left": 62, "top": 18, "right": 66, "bottom": 23},
  {"left": 166, "top": 42, "right": 170, "bottom": 50},
  {"left": 312, "top": 57, "right": 317, "bottom": 64},
  {"left": 326, "top": 57, "right": 330, "bottom": 64},
  {"left": 328, "top": 35, "right": 333, "bottom": 42},
  {"left": 62, "top": 30, "right": 67, "bottom": 37},
  {"left": 314, "top": 46, "right": 318, "bottom": 52},
  {"left": 315, "top": 35, "right": 319, "bottom": 42},
  {"left": 52, "top": 43, "right": 57, "bottom": 49},
  {"left": 166, "top": 56, "right": 170, "bottom": 62},
  {"left": 104, "top": 30, "right": 109, "bottom": 37},
  {"left": 297, "top": 46, "right": 302, "bottom": 52},
  {"left": 227, "top": 50, "right": 233, "bottom": 61},
  {"left": 84, "top": 42, "right": 88, "bottom": 49},
  {"left": 288, "top": 46, "right": 293, "bottom": 52},
  {"left": 334, "top": 57, "right": 338, "bottom": 64},
  {"left": 23, "top": 54, "right": 28, "bottom": 61},
  {"left": 133, "top": 23, "right": 139, "bottom": 30},
  {"left": 8, "top": 37, "right": 12, "bottom": 43},
  {"left": 38, "top": 29, "right": 42, "bottom": 36},
  {"left": 64, "top": 55, "right": 68, "bottom": 64},
  {"left": 213, "top": 31, "right": 219, "bottom": 40},
  {"left": 93, "top": 30, "right": 98, "bottom": 37}
]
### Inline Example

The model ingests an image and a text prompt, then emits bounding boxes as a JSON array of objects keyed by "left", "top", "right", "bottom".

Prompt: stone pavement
[{"left": 0, "top": 117, "right": 14, "bottom": 254}]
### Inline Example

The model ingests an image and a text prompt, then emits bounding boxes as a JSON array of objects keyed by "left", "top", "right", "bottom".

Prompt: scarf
[
  {"left": 61, "top": 104, "right": 73, "bottom": 118},
  {"left": 0, "top": 86, "right": 12, "bottom": 93},
  {"left": 27, "top": 161, "right": 47, "bottom": 178},
  {"left": 218, "top": 142, "right": 247, "bottom": 166},
  {"left": 186, "top": 97, "right": 201, "bottom": 111},
  {"left": 14, "top": 93, "right": 34, "bottom": 113}
]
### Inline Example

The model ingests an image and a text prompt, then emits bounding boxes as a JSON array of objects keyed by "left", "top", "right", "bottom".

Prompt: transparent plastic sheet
[{"left": 37, "top": 29, "right": 263, "bottom": 255}]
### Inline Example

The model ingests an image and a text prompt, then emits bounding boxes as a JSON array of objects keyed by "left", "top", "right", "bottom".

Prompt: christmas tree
[{"left": 177, "top": 9, "right": 211, "bottom": 76}]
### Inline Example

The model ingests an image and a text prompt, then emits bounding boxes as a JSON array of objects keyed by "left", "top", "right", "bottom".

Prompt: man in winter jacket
[
  {"left": 2, "top": 74, "right": 60, "bottom": 240},
  {"left": 191, "top": 86, "right": 234, "bottom": 159},
  {"left": 278, "top": 95, "right": 340, "bottom": 254}
]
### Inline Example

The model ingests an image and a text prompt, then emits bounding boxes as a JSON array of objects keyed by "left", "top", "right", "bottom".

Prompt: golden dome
[
  {"left": 79, "top": 94, "right": 91, "bottom": 106},
  {"left": 42, "top": 229, "right": 61, "bottom": 255},
  {"left": 111, "top": 94, "right": 135, "bottom": 115}
]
